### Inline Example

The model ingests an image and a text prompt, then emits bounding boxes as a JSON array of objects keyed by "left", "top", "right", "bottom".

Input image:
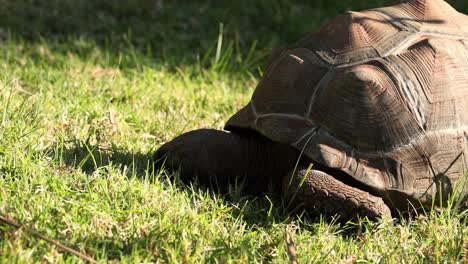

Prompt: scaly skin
[{"left": 284, "top": 169, "right": 392, "bottom": 220}]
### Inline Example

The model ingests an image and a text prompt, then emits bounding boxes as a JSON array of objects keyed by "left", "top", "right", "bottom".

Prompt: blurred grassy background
[{"left": 2, "top": 0, "right": 466, "bottom": 69}]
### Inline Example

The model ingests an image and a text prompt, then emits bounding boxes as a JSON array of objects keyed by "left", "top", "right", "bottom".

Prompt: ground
[{"left": 0, "top": 0, "right": 467, "bottom": 263}]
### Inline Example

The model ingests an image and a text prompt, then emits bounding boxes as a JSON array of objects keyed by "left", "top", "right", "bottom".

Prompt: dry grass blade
[
  {"left": 285, "top": 224, "right": 298, "bottom": 264},
  {"left": 108, "top": 108, "right": 118, "bottom": 134},
  {"left": 0, "top": 213, "right": 98, "bottom": 264}
]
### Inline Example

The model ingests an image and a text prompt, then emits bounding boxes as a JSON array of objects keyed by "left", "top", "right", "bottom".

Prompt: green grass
[{"left": 1, "top": 0, "right": 467, "bottom": 263}]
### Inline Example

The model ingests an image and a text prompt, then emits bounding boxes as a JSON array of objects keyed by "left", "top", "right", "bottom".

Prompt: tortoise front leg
[{"left": 283, "top": 167, "right": 392, "bottom": 221}]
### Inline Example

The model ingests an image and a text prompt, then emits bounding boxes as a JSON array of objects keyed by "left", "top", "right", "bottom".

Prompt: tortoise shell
[{"left": 225, "top": 0, "right": 468, "bottom": 210}]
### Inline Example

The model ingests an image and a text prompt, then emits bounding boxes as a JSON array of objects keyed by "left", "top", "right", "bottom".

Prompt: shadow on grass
[
  {"left": 1, "top": 0, "right": 416, "bottom": 71},
  {"left": 2, "top": 1, "right": 467, "bottom": 73},
  {"left": 45, "top": 139, "right": 154, "bottom": 177}
]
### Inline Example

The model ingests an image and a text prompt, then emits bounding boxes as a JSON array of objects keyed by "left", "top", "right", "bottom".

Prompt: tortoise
[{"left": 154, "top": 0, "right": 468, "bottom": 220}]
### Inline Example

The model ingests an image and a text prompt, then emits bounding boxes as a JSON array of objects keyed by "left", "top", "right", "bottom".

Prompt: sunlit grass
[{"left": 0, "top": 0, "right": 467, "bottom": 263}]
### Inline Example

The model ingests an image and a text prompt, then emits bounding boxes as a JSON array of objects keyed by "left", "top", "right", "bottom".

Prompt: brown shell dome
[{"left": 225, "top": 0, "right": 468, "bottom": 209}]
